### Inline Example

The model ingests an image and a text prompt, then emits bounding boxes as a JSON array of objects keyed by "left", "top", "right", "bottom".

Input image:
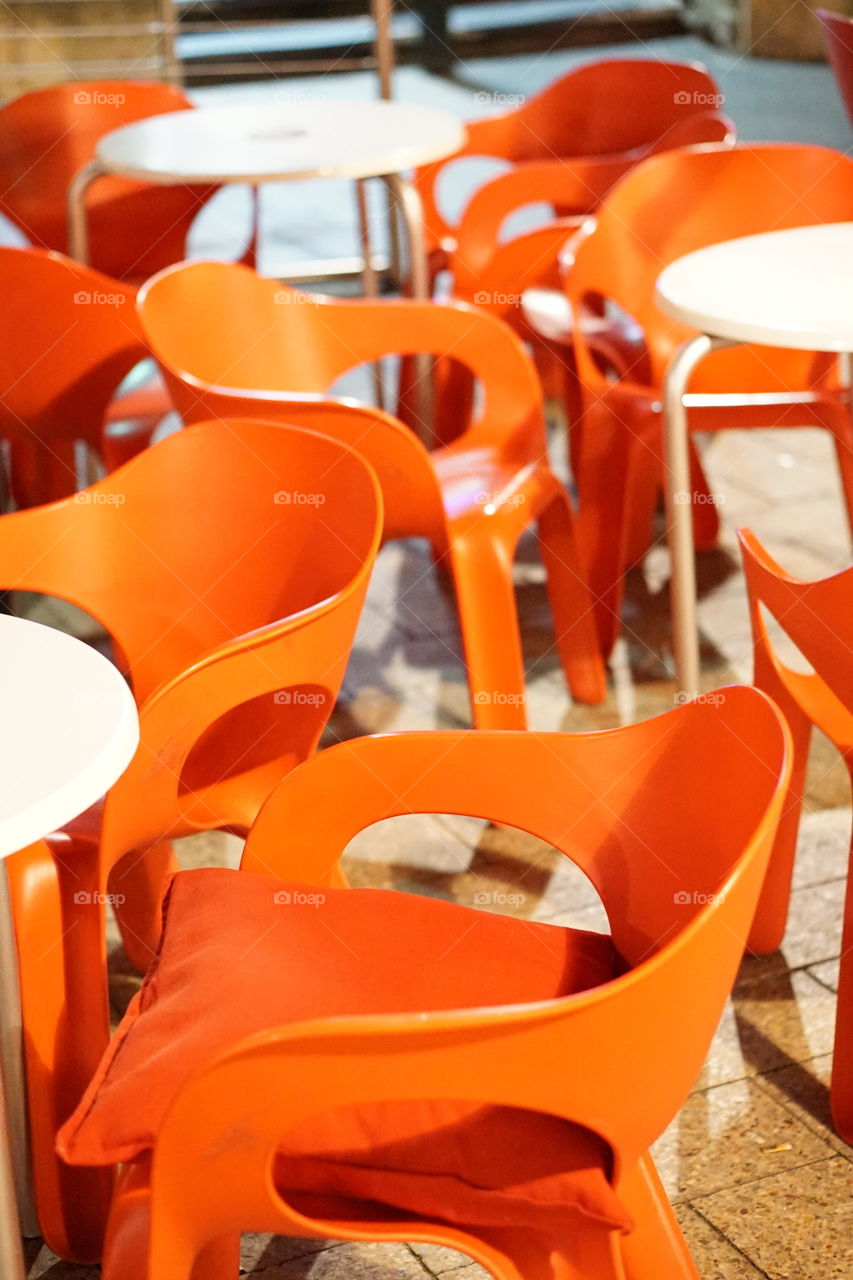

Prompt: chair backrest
[
  {"left": 0, "top": 419, "right": 382, "bottom": 844},
  {"left": 137, "top": 260, "right": 545, "bottom": 533},
  {"left": 818, "top": 8, "right": 853, "bottom": 127},
  {"left": 143, "top": 689, "right": 789, "bottom": 1258},
  {"left": 567, "top": 142, "right": 853, "bottom": 390},
  {"left": 416, "top": 58, "right": 732, "bottom": 247},
  {"left": 0, "top": 419, "right": 380, "bottom": 703},
  {"left": 0, "top": 247, "right": 145, "bottom": 503},
  {"left": 739, "top": 527, "right": 853, "bottom": 711},
  {"left": 0, "top": 80, "right": 211, "bottom": 279}
]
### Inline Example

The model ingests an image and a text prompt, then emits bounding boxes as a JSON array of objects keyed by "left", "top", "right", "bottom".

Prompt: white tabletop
[
  {"left": 95, "top": 99, "right": 466, "bottom": 185},
  {"left": 656, "top": 222, "right": 853, "bottom": 352},
  {"left": 0, "top": 617, "right": 138, "bottom": 858}
]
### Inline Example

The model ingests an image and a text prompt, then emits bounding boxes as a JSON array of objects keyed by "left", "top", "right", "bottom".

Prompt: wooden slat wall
[
  {"left": 740, "top": 0, "right": 853, "bottom": 57},
  {"left": 0, "top": 0, "right": 178, "bottom": 98}
]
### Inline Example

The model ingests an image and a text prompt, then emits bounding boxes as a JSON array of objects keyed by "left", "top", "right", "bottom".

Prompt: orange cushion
[{"left": 59, "top": 868, "right": 631, "bottom": 1236}]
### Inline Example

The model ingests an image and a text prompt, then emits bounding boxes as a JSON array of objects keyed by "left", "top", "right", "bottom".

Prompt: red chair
[
  {"left": 4, "top": 419, "right": 382, "bottom": 1262},
  {"left": 564, "top": 142, "right": 853, "bottom": 654},
  {"left": 818, "top": 8, "right": 853, "bottom": 127},
  {"left": 0, "top": 80, "right": 256, "bottom": 284},
  {"left": 739, "top": 527, "right": 853, "bottom": 1141},
  {"left": 415, "top": 58, "right": 734, "bottom": 289},
  {"left": 55, "top": 688, "right": 792, "bottom": 1280},
  {"left": 137, "top": 259, "right": 607, "bottom": 729},
  {"left": 0, "top": 247, "right": 164, "bottom": 507}
]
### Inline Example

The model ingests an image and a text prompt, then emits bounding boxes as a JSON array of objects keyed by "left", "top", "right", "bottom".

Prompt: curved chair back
[
  {"left": 818, "top": 8, "right": 853, "bottom": 127},
  {"left": 0, "top": 419, "right": 382, "bottom": 836},
  {"left": 139, "top": 689, "right": 790, "bottom": 1275},
  {"left": 0, "top": 81, "right": 218, "bottom": 282},
  {"left": 0, "top": 247, "right": 145, "bottom": 506},
  {"left": 137, "top": 259, "right": 546, "bottom": 537},
  {"left": 567, "top": 142, "right": 853, "bottom": 394},
  {"left": 417, "top": 59, "right": 734, "bottom": 255}
]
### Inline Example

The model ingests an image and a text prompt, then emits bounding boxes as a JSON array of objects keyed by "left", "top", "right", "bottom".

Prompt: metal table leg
[
  {"left": 0, "top": 863, "right": 32, "bottom": 1278},
  {"left": 355, "top": 178, "right": 385, "bottom": 410},
  {"left": 67, "top": 161, "right": 105, "bottom": 266},
  {"left": 388, "top": 172, "right": 434, "bottom": 442},
  {"left": 663, "top": 333, "right": 730, "bottom": 699}
]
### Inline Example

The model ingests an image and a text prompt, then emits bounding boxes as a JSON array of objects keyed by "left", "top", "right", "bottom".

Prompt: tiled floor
[{"left": 15, "top": 27, "right": 853, "bottom": 1280}]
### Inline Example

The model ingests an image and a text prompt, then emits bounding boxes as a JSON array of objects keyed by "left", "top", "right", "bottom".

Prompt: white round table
[
  {"left": 655, "top": 222, "right": 853, "bottom": 696},
  {"left": 0, "top": 617, "right": 138, "bottom": 1278},
  {"left": 68, "top": 99, "right": 466, "bottom": 300}
]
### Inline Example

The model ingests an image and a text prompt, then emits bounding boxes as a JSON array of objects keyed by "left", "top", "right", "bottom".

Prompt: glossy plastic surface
[
  {"left": 137, "top": 259, "right": 606, "bottom": 728},
  {"left": 99, "top": 688, "right": 790, "bottom": 1280},
  {"left": 5, "top": 419, "right": 382, "bottom": 1261},
  {"left": 564, "top": 142, "right": 853, "bottom": 652},
  {"left": 0, "top": 247, "right": 162, "bottom": 507},
  {"left": 739, "top": 527, "right": 853, "bottom": 1142},
  {"left": 416, "top": 58, "right": 734, "bottom": 286},
  {"left": 0, "top": 81, "right": 254, "bottom": 283}
]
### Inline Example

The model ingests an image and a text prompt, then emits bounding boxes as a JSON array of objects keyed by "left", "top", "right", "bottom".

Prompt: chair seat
[{"left": 59, "top": 866, "right": 631, "bottom": 1236}]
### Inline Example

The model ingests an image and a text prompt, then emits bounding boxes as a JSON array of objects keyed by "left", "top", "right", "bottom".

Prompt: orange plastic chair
[
  {"left": 564, "top": 142, "right": 853, "bottom": 654},
  {"left": 57, "top": 687, "right": 791, "bottom": 1280},
  {"left": 738, "top": 527, "right": 853, "bottom": 1142},
  {"left": 137, "top": 259, "right": 606, "bottom": 729},
  {"left": 0, "top": 246, "right": 168, "bottom": 507},
  {"left": 818, "top": 9, "right": 853, "bottom": 127},
  {"left": 3, "top": 418, "right": 382, "bottom": 1262},
  {"left": 415, "top": 58, "right": 734, "bottom": 288},
  {"left": 0, "top": 80, "right": 256, "bottom": 284}
]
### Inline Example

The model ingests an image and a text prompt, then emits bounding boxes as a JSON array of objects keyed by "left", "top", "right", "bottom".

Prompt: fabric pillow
[{"left": 59, "top": 867, "right": 630, "bottom": 1235}]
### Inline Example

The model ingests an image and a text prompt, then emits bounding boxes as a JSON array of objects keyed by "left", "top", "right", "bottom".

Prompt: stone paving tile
[
  {"left": 695, "top": 1157, "right": 853, "bottom": 1280},
  {"left": 791, "top": 808, "right": 850, "bottom": 890},
  {"left": 433, "top": 1266, "right": 491, "bottom": 1280},
  {"left": 809, "top": 959, "right": 841, "bottom": 992},
  {"left": 696, "top": 969, "right": 838, "bottom": 1089},
  {"left": 674, "top": 1204, "right": 767, "bottom": 1279},
  {"left": 651, "top": 1077, "right": 835, "bottom": 1205},
  {"left": 241, "top": 1241, "right": 431, "bottom": 1279},
  {"left": 406, "top": 1243, "right": 477, "bottom": 1274},
  {"left": 753, "top": 1053, "right": 853, "bottom": 1160}
]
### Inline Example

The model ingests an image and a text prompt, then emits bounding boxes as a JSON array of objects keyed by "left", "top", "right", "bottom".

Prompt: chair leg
[
  {"left": 103, "top": 1163, "right": 241, "bottom": 1280},
  {"left": 573, "top": 398, "right": 659, "bottom": 657},
  {"left": 831, "top": 761, "right": 853, "bottom": 1142},
  {"left": 688, "top": 438, "right": 720, "bottom": 553},
  {"left": 537, "top": 488, "right": 607, "bottom": 705},
  {"left": 448, "top": 530, "right": 528, "bottom": 729},
  {"left": 830, "top": 415, "right": 853, "bottom": 543},
  {"left": 617, "top": 1153, "right": 700, "bottom": 1280},
  {"left": 10, "top": 839, "right": 114, "bottom": 1262},
  {"left": 474, "top": 1225, "right": 625, "bottom": 1280},
  {"left": 746, "top": 687, "right": 812, "bottom": 955},
  {"left": 110, "top": 840, "right": 180, "bottom": 973}
]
